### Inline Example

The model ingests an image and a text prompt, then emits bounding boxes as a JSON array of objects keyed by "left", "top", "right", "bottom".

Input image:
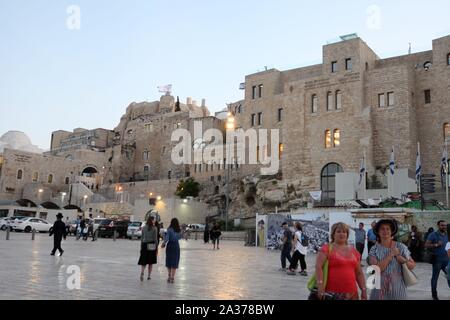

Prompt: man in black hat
[{"left": 50, "top": 213, "right": 67, "bottom": 256}]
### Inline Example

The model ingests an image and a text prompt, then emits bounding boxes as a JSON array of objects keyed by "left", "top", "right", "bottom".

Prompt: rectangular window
[
  {"left": 387, "top": 92, "right": 395, "bottom": 106},
  {"left": 210, "top": 176, "right": 214, "bottom": 182},
  {"left": 278, "top": 108, "right": 283, "bottom": 122},
  {"left": 251, "top": 114, "right": 256, "bottom": 126},
  {"left": 256, "top": 146, "right": 260, "bottom": 163},
  {"left": 327, "top": 92, "right": 332, "bottom": 111},
  {"left": 378, "top": 94, "right": 386, "bottom": 108},
  {"left": 258, "top": 112, "right": 262, "bottom": 126},
  {"left": 325, "top": 130, "right": 332, "bottom": 149},
  {"left": 279, "top": 143, "right": 283, "bottom": 160},
  {"left": 345, "top": 58, "right": 352, "bottom": 71},
  {"left": 335, "top": 91, "right": 342, "bottom": 110},
  {"left": 252, "top": 86, "right": 257, "bottom": 99},
  {"left": 331, "top": 61, "right": 338, "bottom": 73},
  {"left": 258, "top": 84, "right": 263, "bottom": 98},
  {"left": 447, "top": 53, "right": 450, "bottom": 66},
  {"left": 194, "top": 164, "right": 197, "bottom": 173},
  {"left": 312, "top": 95, "right": 318, "bottom": 113},
  {"left": 199, "top": 164, "right": 202, "bottom": 172},
  {"left": 32, "top": 172, "right": 39, "bottom": 182},
  {"left": 424, "top": 90, "right": 431, "bottom": 104},
  {"left": 333, "top": 129, "right": 340, "bottom": 147}
]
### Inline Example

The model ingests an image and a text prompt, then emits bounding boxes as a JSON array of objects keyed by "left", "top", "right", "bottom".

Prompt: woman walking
[
  {"left": 313, "top": 222, "right": 367, "bottom": 300},
  {"left": 368, "top": 219, "right": 416, "bottom": 300},
  {"left": 138, "top": 217, "right": 158, "bottom": 281},
  {"left": 288, "top": 222, "right": 308, "bottom": 276},
  {"left": 161, "top": 218, "right": 182, "bottom": 283}
]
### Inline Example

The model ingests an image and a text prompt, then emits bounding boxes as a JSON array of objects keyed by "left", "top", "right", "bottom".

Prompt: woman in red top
[{"left": 315, "top": 222, "right": 367, "bottom": 300}]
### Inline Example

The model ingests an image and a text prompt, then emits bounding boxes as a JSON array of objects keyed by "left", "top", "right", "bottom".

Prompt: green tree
[{"left": 175, "top": 177, "right": 200, "bottom": 199}]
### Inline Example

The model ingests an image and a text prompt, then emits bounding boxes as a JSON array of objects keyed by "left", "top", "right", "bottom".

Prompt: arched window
[
  {"left": 333, "top": 129, "right": 341, "bottom": 147},
  {"left": 335, "top": 91, "right": 342, "bottom": 110},
  {"left": 17, "top": 170, "right": 23, "bottom": 180},
  {"left": 444, "top": 123, "right": 450, "bottom": 142},
  {"left": 65, "top": 177, "right": 70, "bottom": 185},
  {"left": 311, "top": 94, "right": 318, "bottom": 113},
  {"left": 325, "top": 130, "right": 332, "bottom": 149},
  {"left": 327, "top": 92, "right": 333, "bottom": 111},
  {"left": 48, "top": 174, "right": 53, "bottom": 184},
  {"left": 321, "top": 163, "right": 343, "bottom": 201},
  {"left": 32, "top": 172, "right": 39, "bottom": 182}
]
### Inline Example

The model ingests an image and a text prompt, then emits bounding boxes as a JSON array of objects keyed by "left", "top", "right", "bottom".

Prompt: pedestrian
[
  {"left": 407, "top": 225, "right": 421, "bottom": 262},
  {"left": 50, "top": 213, "right": 67, "bottom": 256},
  {"left": 351, "top": 222, "right": 366, "bottom": 262},
  {"left": 138, "top": 217, "right": 158, "bottom": 281},
  {"left": 368, "top": 219, "right": 416, "bottom": 300},
  {"left": 210, "top": 222, "right": 221, "bottom": 250},
  {"left": 287, "top": 222, "right": 308, "bottom": 276},
  {"left": 86, "top": 214, "right": 96, "bottom": 241},
  {"left": 279, "top": 222, "right": 293, "bottom": 271},
  {"left": 161, "top": 218, "right": 182, "bottom": 283},
  {"left": 425, "top": 220, "right": 449, "bottom": 300},
  {"left": 367, "top": 221, "right": 377, "bottom": 254},
  {"left": 77, "top": 218, "right": 86, "bottom": 240},
  {"left": 204, "top": 223, "right": 210, "bottom": 244},
  {"left": 312, "top": 222, "right": 367, "bottom": 300}
]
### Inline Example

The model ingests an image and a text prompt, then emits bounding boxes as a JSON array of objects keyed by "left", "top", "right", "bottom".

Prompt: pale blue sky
[{"left": 1, "top": 0, "right": 449, "bottom": 150}]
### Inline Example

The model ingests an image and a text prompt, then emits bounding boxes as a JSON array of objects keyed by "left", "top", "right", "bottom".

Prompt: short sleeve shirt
[
  {"left": 283, "top": 229, "right": 292, "bottom": 249},
  {"left": 427, "top": 232, "right": 449, "bottom": 261}
]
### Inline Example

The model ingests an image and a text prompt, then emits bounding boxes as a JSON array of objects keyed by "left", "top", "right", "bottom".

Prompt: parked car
[
  {"left": 93, "top": 218, "right": 107, "bottom": 233},
  {"left": 186, "top": 224, "right": 206, "bottom": 232},
  {"left": 0, "top": 217, "right": 19, "bottom": 230},
  {"left": 127, "top": 221, "right": 143, "bottom": 239},
  {"left": 11, "top": 217, "right": 53, "bottom": 233},
  {"left": 97, "top": 219, "right": 129, "bottom": 238}
]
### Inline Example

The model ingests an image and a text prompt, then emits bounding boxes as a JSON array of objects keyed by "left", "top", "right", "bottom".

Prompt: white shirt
[
  {"left": 294, "top": 231, "right": 308, "bottom": 255},
  {"left": 445, "top": 242, "right": 450, "bottom": 252}
]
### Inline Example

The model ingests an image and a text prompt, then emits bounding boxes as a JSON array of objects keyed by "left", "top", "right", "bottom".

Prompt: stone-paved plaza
[{"left": 0, "top": 231, "right": 449, "bottom": 300}]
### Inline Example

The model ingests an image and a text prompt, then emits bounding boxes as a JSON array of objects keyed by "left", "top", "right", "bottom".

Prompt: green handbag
[{"left": 307, "top": 244, "right": 333, "bottom": 291}]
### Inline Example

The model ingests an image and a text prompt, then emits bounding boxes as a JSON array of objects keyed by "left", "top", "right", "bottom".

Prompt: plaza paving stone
[{"left": 0, "top": 231, "right": 449, "bottom": 300}]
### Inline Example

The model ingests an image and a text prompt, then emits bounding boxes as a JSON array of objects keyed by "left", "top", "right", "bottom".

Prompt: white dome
[{"left": 0, "top": 131, "right": 43, "bottom": 154}]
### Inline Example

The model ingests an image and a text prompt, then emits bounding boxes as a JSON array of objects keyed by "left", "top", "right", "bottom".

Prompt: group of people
[
  {"left": 307, "top": 219, "right": 449, "bottom": 300},
  {"left": 71, "top": 215, "right": 96, "bottom": 241},
  {"left": 137, "top": 217, "right": 182, "bottom": 283}
]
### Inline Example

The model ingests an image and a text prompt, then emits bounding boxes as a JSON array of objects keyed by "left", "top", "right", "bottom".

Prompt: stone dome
[{"left": 0, "top": 131, "right": 43, "bottom": 154}]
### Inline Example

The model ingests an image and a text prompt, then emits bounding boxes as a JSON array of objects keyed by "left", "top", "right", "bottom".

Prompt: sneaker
[
  {"left": 432, "top": 294, "right": 439, "bottom": 301},
  {"left": 299, "top": 271, "right": 308, "bottom": 276},
  {"left": 59, "top": 250, "right": 64, "bottom": 257},
  {"left": 50, "top": 252, "right": 55, "bottom": 256}
]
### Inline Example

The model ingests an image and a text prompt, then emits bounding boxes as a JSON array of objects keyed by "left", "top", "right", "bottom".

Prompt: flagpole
[
  {"left": 392, "top": 146, "right": 395, "bottom": 196},
  {"left": 364, "top": 149, "right": 367, "bottom": 201},
  {"left": 446, "top": 141, "right": 449, "bottom": 209},
  {"left": 417, "top": 142, "right": 421, "bottom": 194}
]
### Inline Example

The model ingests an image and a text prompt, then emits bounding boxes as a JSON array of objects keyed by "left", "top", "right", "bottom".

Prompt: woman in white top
[{"left": 288, "top": 222, "right": 308, "bottom": 276}]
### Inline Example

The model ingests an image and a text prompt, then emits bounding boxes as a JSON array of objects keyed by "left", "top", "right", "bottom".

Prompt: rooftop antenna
[{"left": 408, "top": 43, "right": 412, "bottom": 55}]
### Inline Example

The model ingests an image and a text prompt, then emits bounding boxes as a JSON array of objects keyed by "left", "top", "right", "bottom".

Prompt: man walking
[
  {"left": 50, "top": 213, "right": 67, "bottom": 256},
  {"left": 279, "top": 222, "right": 293, "bottom": 271},
  {"left": 425, "top": 220, "right": 448, "bottom": 300},
  {"left": 86, "top": 214, "right": 96, "bottom": 241},
  {"left": 352, "top": 223, "right": 366, "bottom": 261}
]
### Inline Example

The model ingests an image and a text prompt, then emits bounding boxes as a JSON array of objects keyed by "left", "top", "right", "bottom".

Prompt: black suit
[{"left": 50, "top": 220, "right": 67, "bottom": 255}]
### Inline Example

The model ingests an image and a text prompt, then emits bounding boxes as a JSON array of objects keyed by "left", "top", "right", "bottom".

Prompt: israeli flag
[
  {"left": 359, "top": 157, "right": 366, "bottom": 185},
  {"left": 415, "top": 150, "right": 422, "bottom": 182},
  {"left": 389, "top": 148, "right": 395, "bottom": 175}
]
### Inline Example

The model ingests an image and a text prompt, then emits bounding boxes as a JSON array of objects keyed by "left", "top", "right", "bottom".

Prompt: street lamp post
[{"left": 225, "top": 111, "right": 235, "bottom": 232}]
